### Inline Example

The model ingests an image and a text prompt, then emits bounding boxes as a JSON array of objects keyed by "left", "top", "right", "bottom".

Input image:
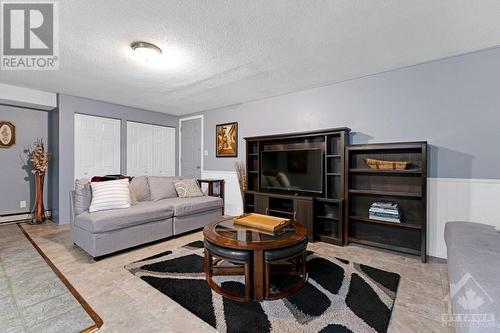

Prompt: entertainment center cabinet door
[
  {"left": 254, "top": 194, "right": 269, "bottom": 215},
  {"left": 294, "top": 199, "right": 313, "bottom": 241}
]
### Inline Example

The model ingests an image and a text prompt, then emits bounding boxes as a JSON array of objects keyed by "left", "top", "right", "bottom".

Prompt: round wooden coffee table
[{"left": 203, "top": 217, "right": 308, "bottom": 301}]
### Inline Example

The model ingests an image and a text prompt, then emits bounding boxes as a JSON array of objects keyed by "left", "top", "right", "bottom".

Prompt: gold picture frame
[
  {"left": 0, "top": 121, "right": 15, "bottom": 148},
  {"left": 216, "top": 122, "right": 238, "bottom": 157}
]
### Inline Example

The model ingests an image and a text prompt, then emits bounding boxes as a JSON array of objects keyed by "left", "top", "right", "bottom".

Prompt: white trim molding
[
  {"left": 201, "top": 170, "right": 243, "bottom": 216},
  {"left": 179, "top": 115, "right": 204, "bottom": 177}
]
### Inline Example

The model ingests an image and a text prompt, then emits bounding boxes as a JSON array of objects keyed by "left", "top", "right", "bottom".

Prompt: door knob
[{"left": 196, "top": 166, "right": 201, "bottom": 169}]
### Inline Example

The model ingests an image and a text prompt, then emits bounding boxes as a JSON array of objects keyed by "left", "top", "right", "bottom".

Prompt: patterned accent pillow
[
  {"left": 174, "top": 179, "right": 204, "bottom": 198},
  {"left": 89, "top": 178, "right": 131, "bottom": 212}
]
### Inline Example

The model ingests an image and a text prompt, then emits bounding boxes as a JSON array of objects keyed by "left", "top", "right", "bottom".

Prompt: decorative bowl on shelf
[{"left": 363, "top": 158, "right": 408, "bottom": 170}]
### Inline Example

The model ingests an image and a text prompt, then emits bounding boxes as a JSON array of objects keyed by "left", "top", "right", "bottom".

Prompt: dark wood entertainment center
[
  {"left": 244, "top": 127, "right": 350, "bottom": 246},
  {"left": 244, "top": 129, "right": 428, "bottom": 262}
]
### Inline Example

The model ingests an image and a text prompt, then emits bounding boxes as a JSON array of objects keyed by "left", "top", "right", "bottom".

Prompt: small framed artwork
[
  {"left": 0, "top": 121, "right": 15, "bottom": 148},
  {"left": 216, "top": 122, "right": 238, "bottom": 157}
]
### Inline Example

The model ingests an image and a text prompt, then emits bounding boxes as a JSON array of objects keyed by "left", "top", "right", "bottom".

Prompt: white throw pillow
[{"left": 89, "top": 178, "right": 131, "bottom": 212}]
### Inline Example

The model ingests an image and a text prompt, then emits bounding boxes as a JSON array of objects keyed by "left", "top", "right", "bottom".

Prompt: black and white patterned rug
[{"left": 125, "top": 241, "right": 400, "bottom": 333}]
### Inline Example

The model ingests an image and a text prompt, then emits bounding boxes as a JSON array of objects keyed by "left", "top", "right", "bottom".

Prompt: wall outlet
[
  {"left": 20, "top": 201, "right": 27, "bottom": 209},
  {"left": 204, "top": 150, "right": 209, "bottom": 156}
]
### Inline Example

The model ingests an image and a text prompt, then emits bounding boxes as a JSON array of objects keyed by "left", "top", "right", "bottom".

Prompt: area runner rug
[{"left": 125, "top": 241, "right": 400, "bottom": 333}]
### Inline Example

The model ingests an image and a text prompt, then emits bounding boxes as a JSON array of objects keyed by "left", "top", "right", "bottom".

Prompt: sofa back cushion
[
  {"left": 148, "top": 176, "right": 183, "bottom": 201},
  {"left": 74, "top": 178, "right": 92, "bottom": 215},
  {"left": 129, "top": 176, "right": 151, "bottom": 202},
  {"left": 89, "top": 178, "right": 131, "bottom": 212},
  {"left": 174, "top": 179, "right": 204, "bottom": 198}
]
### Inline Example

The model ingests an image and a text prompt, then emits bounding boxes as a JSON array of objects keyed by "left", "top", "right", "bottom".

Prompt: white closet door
[
  {"left": 127, "top": 122, "right": 153, "bottom": 176},
  {"left": 152, "top": 125, "right": 176, "bottom": 176},
  {"left": 74, "top": 114, "right": 121, "bottom": 179}
]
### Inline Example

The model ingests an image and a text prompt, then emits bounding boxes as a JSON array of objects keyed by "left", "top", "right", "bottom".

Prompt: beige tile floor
[{"left": 16, "top": 221, "right": 452, "bottom": 333}]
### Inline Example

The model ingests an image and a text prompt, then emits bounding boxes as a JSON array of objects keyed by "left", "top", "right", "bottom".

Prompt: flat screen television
[{"left": 260, "top": 148, "right": 323, "bottom": 194}]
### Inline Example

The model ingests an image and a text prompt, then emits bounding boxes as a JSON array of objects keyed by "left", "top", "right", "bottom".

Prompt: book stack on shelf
[{"left": 369, "top": 202, "right": 401, "bottom": 223}]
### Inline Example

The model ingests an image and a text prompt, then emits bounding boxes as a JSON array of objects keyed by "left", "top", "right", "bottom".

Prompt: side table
[{"left": 197, "top": 178, "right": 225, "bottom": 215}]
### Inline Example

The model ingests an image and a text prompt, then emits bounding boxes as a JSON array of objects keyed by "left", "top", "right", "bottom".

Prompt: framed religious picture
[
  {"left": 216, "top": 122, "right": 238, "bottom": 157},
  {"left": 0, "top": 121, "right": 15, "bottom": 148}
]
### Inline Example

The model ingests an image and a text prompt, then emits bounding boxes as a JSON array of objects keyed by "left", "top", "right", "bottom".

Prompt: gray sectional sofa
[
  {"left": 444, "top": 222, "right": 500, "bottom": 333},
  {"left": 69, "top": 176, "right": 223, "bottom": 259}
]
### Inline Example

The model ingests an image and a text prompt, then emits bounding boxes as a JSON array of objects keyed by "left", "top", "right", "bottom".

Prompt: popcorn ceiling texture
[{"left": 1, "top": 0, "right": 500, "bottom": 115}]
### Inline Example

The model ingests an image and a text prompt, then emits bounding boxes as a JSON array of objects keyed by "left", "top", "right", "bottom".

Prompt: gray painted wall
[
  {"left": 195, "top": 47, "right": 500, "bottom": 180},
  {"left": 48, "top": 108, "right": 59, "bottom": 221},
  {"left": 0, "top": 105, "right": 49, "bottom": 215},
  {"left": 54, "top": 95, "right": 179, "bottom": 224}
]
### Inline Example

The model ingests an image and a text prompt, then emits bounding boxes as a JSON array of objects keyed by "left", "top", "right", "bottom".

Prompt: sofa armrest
[{"left": 69, "top": 191, "right": 76, "bottom": 227}]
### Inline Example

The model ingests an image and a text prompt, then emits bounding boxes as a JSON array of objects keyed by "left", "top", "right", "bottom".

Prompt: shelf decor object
[
  {"left": 0, "top": 121, "right": 15, "bottom": 148},
  {"left": 243, "top": 127, "right": 350, "bottom": 245},
  {"left": 29, "top": 139, "right": 50, "bottom": 223},
  {"left": 216, "top": 122, "right": 238, "bottom": 157},
  {"left": 345, "top": 142, "right": 427, "bottom": 262},
  {"left": 363, "top": 157, "right": 408, "bottom": 170}
]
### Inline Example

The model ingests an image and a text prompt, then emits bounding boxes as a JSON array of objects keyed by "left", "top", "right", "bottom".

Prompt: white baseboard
[
  {"left": 201, "top": 171, "right": 500, "bottom": 259},
  {"left": 0, "top": 210, "right": 52, "bottom": 224}
]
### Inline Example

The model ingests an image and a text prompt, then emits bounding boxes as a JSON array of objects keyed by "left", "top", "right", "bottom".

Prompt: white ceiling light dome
[{"left": 131, "top": 41, "right": 162, "bottom": 63}]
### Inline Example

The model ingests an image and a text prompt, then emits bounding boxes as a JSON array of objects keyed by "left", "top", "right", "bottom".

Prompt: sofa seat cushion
[
  {"left": 75, "top": 201, "right": 173, "bottom": 233},
  {"left": 160, "top": 196, "right": 223, "bottom": 217},
  {"left": 445, "top": 221, "right": 500, "bottom": 333}
]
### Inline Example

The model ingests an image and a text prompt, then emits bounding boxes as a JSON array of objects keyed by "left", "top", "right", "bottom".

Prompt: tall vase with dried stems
[
  {"left": 235, "top": 161, "right": 247, "bottom": 208},
  {"left": 35, "top": 173, "right": 45, "bottom": 223},
  {"left": 30, "top": 139, "right": 49, "bottom": 224}
]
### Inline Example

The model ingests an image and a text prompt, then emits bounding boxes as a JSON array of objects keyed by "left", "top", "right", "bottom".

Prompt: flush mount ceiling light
[{"left": 131, "top": 41, "right": 162, "bottom": 63}]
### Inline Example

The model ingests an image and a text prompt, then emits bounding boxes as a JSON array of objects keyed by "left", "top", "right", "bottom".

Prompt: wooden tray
[{"left": 234, "top": 213, "right": 290, "bottom": 233}]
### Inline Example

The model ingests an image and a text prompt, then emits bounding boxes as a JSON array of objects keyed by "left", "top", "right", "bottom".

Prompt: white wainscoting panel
[
  {"left": 200, "top": 172, "right": 500, "bottom": 259},
  {"left": 427, "top": 177, "right": 500, "bottom": 259},
  {"left": 201, "top": 170, "right": 243, "bottom": 217}
]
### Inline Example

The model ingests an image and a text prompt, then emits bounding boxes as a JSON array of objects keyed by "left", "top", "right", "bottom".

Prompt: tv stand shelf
[{"left": 244, "top": 128, "right": 350, "bottom": 245}]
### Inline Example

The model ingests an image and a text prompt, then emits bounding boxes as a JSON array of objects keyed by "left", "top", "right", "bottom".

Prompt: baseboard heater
[{"left": 0, "top": 210, "right": 52, "bottom": 224}]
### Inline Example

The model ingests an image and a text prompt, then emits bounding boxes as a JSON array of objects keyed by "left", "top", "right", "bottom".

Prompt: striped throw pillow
[{"left": 89, "top": 178, "right": 131, "bottom": 212}]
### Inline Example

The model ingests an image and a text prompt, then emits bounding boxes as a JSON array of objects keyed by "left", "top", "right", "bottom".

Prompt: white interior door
[
  {"left": 127, "top": 122, "right": 175, "bottom": 177},
  {"left": 152, "top": 125, "right": 176, "bottom": 176},
  {"left": 74, "top": 114, "right": 121, "bottom": 179},
  {"left": 127, "top": 122, "right": 153, "bottom": 176}
]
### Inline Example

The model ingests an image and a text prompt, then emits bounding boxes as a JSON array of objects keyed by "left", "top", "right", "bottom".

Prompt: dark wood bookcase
[
  {"left": 244, "top": 128, "right": 350, "bottom": 245},
  {"left": 345, "top": 142, "right": 427, "bottom": 262}
]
